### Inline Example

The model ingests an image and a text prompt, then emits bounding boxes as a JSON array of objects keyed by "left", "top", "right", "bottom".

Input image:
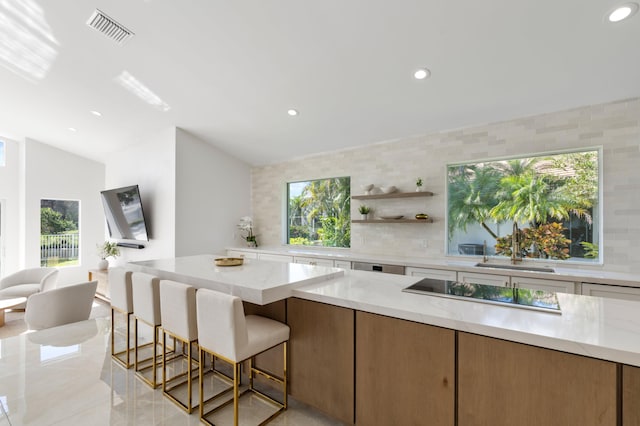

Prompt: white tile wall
[{"left": 252, "top": 97, "right": 640, "bottom": 273}]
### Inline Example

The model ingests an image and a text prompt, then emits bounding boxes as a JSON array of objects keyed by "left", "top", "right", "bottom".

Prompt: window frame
[{"left": 445, "top": 147, "right": 603, "bottom": 265}]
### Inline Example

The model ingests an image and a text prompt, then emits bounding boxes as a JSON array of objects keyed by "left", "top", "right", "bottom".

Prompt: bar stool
[
  {"left": 196, "top": 288, "right": 290, "bottom": 426},
  {"left": 132, "top": 271, "right": 164, "bottom": 388},
  {"left": 110, "top": 268, "right": 133, "bottom": 368},
  {"left": 159, "top": 279, "right": 200, "bottom": 412}
]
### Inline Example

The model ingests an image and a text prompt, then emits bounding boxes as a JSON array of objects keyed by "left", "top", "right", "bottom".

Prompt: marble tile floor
[{"left": 0, "top": 307, "right": 343, "bottom": 425}]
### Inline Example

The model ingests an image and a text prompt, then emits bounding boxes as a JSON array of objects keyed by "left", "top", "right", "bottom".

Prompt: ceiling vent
[{"left": 86, "top": 9, "right": 134, "bottom": 45}]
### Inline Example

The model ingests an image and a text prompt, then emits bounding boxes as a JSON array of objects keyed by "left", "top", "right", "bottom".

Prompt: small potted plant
[
  {"left": 238, "top": 216, "right": 258, "bottom": 247},
  {"left": 415, "top": 177, "right": 424, "bottom": 192},
  {"left": 97, "top": 241, "right": 120, "bottom": 270},
  {"left": 358, "top": 205, "right": 371, "bottom": 220}
]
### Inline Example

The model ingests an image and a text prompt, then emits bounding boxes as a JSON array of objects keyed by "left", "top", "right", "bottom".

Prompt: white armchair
[
  {"left": 0, "top": 267, "right": 59, "bottom": 309},
  {"left": 25, "top": 281, "right": 98, "bottom": 330}
]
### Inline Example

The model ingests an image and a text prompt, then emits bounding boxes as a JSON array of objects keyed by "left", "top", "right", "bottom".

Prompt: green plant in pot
[
  {"left": 358, "top": 205, "right": 371, "bottom": 220},
  {"left": 415, "top": 177, "right": 424, "bottom": 192},
  {"left": 97, "top": 241, "right": 120, "bottom": 270}
]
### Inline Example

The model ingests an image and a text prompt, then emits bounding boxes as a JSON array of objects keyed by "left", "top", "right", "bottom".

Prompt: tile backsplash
[{"left": 252, "top": 97, "right": 640, "bottom": 274}]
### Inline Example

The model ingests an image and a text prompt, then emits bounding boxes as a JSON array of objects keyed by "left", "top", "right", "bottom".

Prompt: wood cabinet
[
  {"left": 405, "top": 266, "right": 456, "bottom": 281},
  {"left": 88, "top": 269, "right": 109, "bottom": 301},
  {"left": 287, "top": 298, "right": 355, "bottom": 424},
  {"left": 623, "top": 364, "right": 640, "bottom": 425},
  {"left": 458, "top": 332, "right": 618, "bottom": 426},
  {"left": 356, "top": 312, "right": 455, "bottom": 426},
  {"left": 581, "top": 283, "right": 640, "bottom": 301}
]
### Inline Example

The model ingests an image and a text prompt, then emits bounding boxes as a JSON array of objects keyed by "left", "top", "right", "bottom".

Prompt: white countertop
[
  {"left": 128, "top": 254, "right": 344, "bottom": 305},
  {"left": 292, "top": 269, "right": 640, "bottom": 367},
  {"left": 228, "top": 245, "right": 640, "bottom": 287}
]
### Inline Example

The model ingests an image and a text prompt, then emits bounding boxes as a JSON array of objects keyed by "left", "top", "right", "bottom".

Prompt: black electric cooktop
[{"left": 402, "top": 278, "right": 561, "bottom": 313}]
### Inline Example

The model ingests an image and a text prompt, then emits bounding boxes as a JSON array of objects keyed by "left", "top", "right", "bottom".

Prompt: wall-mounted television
[{"left": 100, "top": 185, "right": 149, "bottom": 241}]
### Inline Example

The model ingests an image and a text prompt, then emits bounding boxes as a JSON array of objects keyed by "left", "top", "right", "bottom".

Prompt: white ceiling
[{"left": 0, "top": 1, "right": 639, "bottom": 166}]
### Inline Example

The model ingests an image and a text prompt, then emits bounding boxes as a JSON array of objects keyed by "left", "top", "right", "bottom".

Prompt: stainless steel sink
[{"left": 475, "top": 263, "right": 555, "bottom": 273}]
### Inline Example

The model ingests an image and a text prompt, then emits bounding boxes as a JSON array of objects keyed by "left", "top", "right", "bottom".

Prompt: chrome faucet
[
  {"left": 511, "top": 222, "right": 522, "bottom": 264},
  {"left": 482, "top": 240, "right": 488, "bottom": 263}
]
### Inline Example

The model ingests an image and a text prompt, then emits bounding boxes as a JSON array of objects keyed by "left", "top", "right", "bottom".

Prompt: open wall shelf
[
  {"left": 352, "top": 218, "right": 433, "bottom": 224},
  {"left": 352, "top": 191, "right": 433, "bottom": 200}
]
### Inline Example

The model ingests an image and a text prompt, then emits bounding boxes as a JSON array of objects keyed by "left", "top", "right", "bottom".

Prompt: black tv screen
[{"left": 100, "top": 185, "right": 149, "bottom": 241}]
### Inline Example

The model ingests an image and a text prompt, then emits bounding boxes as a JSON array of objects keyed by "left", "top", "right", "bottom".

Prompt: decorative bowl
[
  {"left": 214, "top": 257, "right": 244, "bottom": 267},
  {"left": 380, "top": 186, "right": 396, "bottom": 194},
  {"left": 415, "top": 213, "right": 429, "bottom": 220},
  {"left": 361, "top": 184, "right": 374, "bottom": 195}
]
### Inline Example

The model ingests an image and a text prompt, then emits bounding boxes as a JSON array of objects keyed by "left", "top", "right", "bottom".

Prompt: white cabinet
[
  {"left": 512, "top": 276, "right": 576, "bottom": 294},
  {"left": 405, "top": 267, "right": 456, "bottom": 281},
  {"left": 258, "top": 253, "right": 294, "bottom": 263},
  {"left": 457, "top": 271, "right": 575, "bottom": 293},
  {"left": 457, "top": 271, "right": 510, "bottom": 288},
  {"left": 581, "top": 283, "right": 640, "bottom": 301},
  {"left": 227, "top": 249, "right": 258, "bottom": 259},
  {"left": 334, "top": 260, "right": 352, "bottom": 270},
  {"left": 294, "top": 256, "right": 335, "bottom": 267}
]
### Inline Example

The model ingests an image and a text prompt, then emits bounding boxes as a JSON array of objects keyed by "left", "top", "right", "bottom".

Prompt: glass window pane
[
  {"left": 40, "top": 199, "right": 80, "bottom": 267},
  {"left": 447, "top": 149, "right": 600, "bottom": 263},
  {"left": 0, "top": 140, "right": 5, "bottom": 166},
  {"left": 287, "top": 177, "right": 351, "bottom": 247}
]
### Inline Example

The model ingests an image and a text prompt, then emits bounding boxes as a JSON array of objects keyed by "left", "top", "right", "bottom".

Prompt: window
[
  {"left": 40, "top": 199, "right": 80, "bottom": 267},
  {"left": 447, "top": 149, "right": 600, "bottom": 263},
  {"left": 287, "top": 177, "right": 351, "bottom": 247},
  {"left": 0, "top": 140, "right": 5, "bottom": 166}
]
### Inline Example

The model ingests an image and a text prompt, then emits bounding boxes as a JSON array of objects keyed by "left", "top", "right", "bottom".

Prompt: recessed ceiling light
[
  {"left": 90, "top": 110, "right": 102, "bottom": 117},
  {"left": 68, "top": 127, "right": 77, "bottom": 132},
  {"left": 414, "top": 68, "right": 431, "bottom": 80},
  {"left": 608, "top": 3, "right": 638, "bottom": 22},
  {"left": 287, "top": 109, "right": 299, "bottom": 116}
]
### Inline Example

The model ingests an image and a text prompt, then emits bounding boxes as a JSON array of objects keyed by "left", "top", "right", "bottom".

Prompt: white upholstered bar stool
[
  {"left": 132, "top": 271, "right": 164, "bottom": 388},
  {"left": 196, "top": 288, "right": 290, "bottom": 426},
  {"left": 159, "top": 279, "right": 200, "bottom": 413},
  {"left": 110, "top": 268, "right": 134, "bottom": 368}
]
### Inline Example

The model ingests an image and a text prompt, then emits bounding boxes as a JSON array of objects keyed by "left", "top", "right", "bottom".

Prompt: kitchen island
[{"left": 129, "top": 255, "right": 640, "bottom": 425}]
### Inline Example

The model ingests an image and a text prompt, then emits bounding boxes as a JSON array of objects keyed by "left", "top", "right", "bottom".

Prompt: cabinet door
[
  {"left": 405, "top": 266, "right": 456, "bottom": 281},
  {"left": 582, "top": 283, "right": 640, "bottom": 301},
  {"left": 458, "top": 332, "right": 617, "bottom": 426},
  {"left": 356, "top": 311, "right": 455, "bottom": 426},
  {"left": 257, "top": 253, "right": 293, "bottom": 263},
  {"left": 227, "top": 249, "right": 258, "bottom": 259},
  {"left": 334, "top": 260, "right": 352, "bottom": 269},
  {"left": 624, "top": 365, "right": 640, "bottom": 425},
  {"left": 457, "top": 271, "right": 509, "bottom": 287},
  {"left": 287, "top": 298, "right": 354, "bottom": 424},
  {"left": 511, "top": 276, "right": 576, "bottom": 294},
  {"left": 293, "top": 256, "right": 334, "bottom": 267}
]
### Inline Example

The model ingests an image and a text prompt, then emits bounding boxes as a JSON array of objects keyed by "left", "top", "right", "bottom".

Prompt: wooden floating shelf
[
  {"left": 352, "top": 218, "right": 433, "bottom": 224},
  {"left": 352, "top": 191, "right": 433, "bottom": 200}
]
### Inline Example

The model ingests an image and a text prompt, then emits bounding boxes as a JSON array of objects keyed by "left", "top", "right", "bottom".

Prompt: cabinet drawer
[
  {"left": 258, "top": 253, "right": 293, "bottom": 263},
  {"left": 512, "top": 276, "right": 575, "bottom": 294},
  {"left": 334, "top": 260, "right": 352, "bottom": 269},
  {"left": 581, "top": 283, "right": 640, "bottom": 301},
  {"left": 294, "top": 256, "right": 335, "bottom": 267},
  {"left": 227, "top": 250, "right": 258, "bottom": 259},
  {"left": 405, "top": 266, "right": 456, "bottom": 281},
  {"left": 458, "top": 271, "right": 509, "bottom": 287}
]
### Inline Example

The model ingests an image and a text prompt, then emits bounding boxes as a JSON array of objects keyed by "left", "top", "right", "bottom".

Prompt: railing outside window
[{"left": 40, "top": 233, "right": 79, "bottom": 267}]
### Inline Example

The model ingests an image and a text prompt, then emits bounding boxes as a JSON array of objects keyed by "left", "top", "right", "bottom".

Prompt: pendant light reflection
[{"left": 114, "top": 71, "right": 171, "bottom": 112}]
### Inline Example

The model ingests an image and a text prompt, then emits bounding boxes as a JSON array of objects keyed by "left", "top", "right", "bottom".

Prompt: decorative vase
[
  {"left": 416, "top": 186, "right": 423, "bottom": 192},
  {"left": 98, "top": 259, "right": 109, "bottom": 270},
  {"left": 361, "top": 213, "right": 369, "bottom": 220},
  {"left": 247, "top": 239, "right": 257, "bottom": 248}
]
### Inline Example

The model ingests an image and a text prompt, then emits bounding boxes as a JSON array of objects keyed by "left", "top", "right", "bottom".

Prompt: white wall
[
  {"left": 23, "top": 139, "right": 105, "bottom": 284},
  {"left": 175, "top": 129, "right": 251, "bottom": 256},
  {"left": 104, "top": 127, "right": 176, "bottom": 266},
  {"left": 0, "top": 137, "right": 21, "bottom": 275},
  {"left": 252, "top": 97, "right": 640, "bottom": 274}
]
